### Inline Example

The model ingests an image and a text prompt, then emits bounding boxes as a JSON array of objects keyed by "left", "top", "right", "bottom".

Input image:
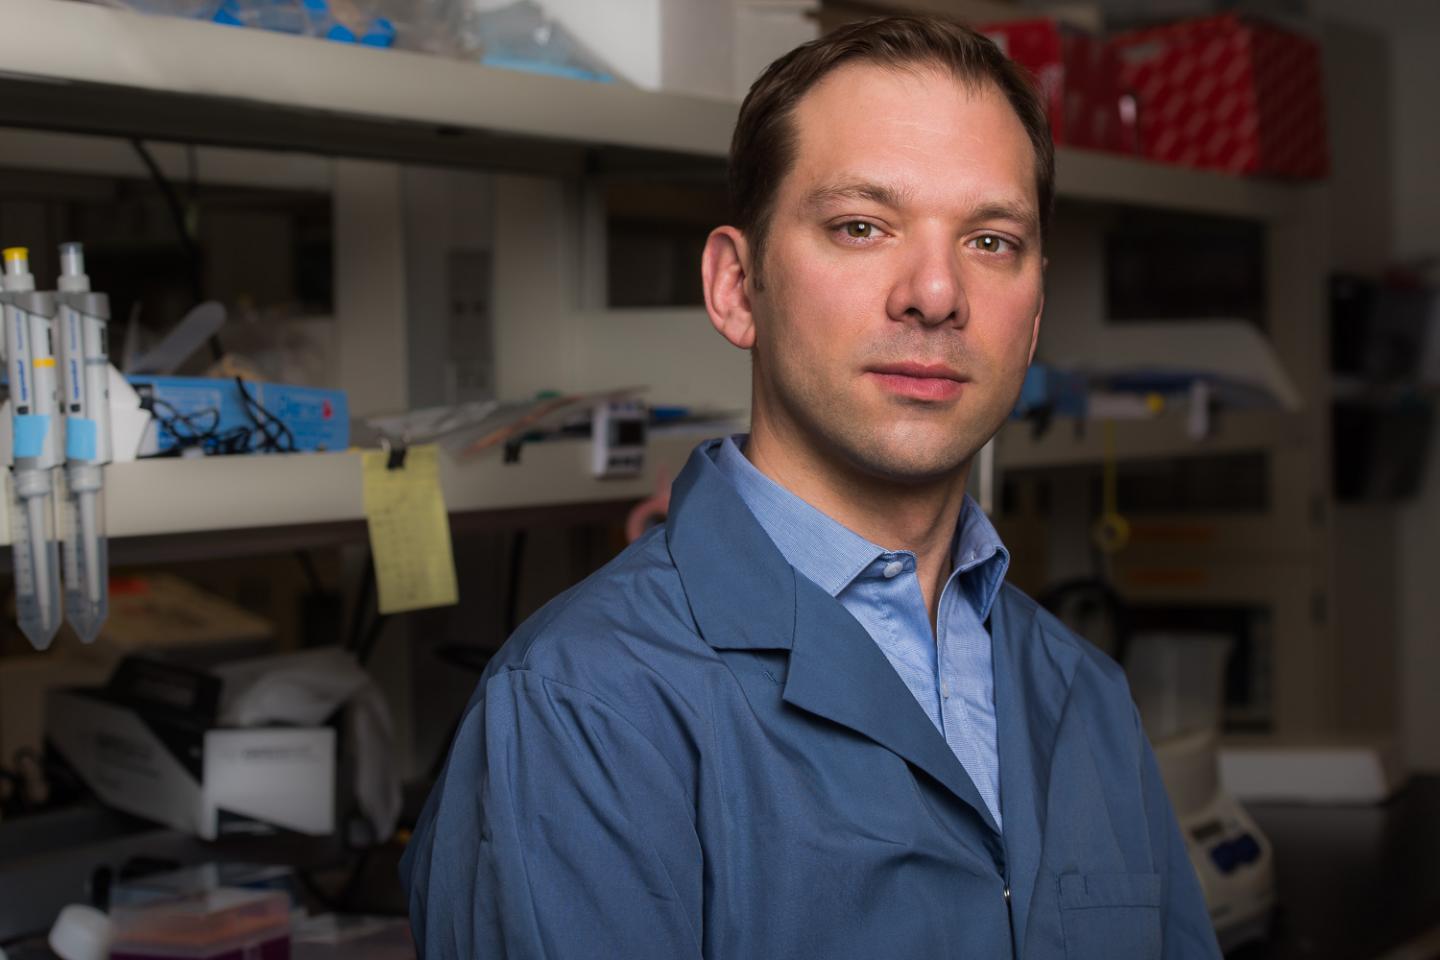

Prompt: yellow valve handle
[{"left": 1092, "top": 420, "right": 1130, "bottom": 555}]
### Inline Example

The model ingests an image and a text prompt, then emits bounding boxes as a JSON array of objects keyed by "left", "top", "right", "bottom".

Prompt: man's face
[{"left": 747, "top": 62, "right": 1045, "bottom": 485}]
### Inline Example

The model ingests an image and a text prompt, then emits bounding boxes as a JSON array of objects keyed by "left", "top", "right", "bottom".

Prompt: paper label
[{"left": 361, "top": 444, "right": 459, "bottom": 614}]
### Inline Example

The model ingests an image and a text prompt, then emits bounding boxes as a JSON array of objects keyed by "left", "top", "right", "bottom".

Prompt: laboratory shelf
[
  {"left": 0, "top": 415, "right": 1314, "bottom": 549},
  {"left": 0, "top": 433, "right": 700, "bottom": 549},
  {"left": 1053, "top": 147, "right": 1307, "bottom": 224},
  {"left": 0, "top": 0, "right": 1304, "bottom": 220},
  {"left": 994, "top": 410, "right": 1313, "bottom": 471},
  {"left": 0, "top": 0, "right": 736, "bottom": 177}
]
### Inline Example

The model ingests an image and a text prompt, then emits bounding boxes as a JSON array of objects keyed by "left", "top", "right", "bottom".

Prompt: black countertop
[{"left": 1228, "top": 774, "right": 1440, "bottom": 959}]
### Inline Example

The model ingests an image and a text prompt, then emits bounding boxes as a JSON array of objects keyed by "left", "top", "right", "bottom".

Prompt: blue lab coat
[{"left": 401, "top": 440, "right": 1221, "bottom": 959}]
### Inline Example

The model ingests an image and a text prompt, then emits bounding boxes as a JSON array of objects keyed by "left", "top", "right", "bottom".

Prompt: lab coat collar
[
  {"left": 667, "top": 439, "right": 798, "bottom": 653},
  {"left": 667, "top": 440, "right": 1005, "bottom": 836}
]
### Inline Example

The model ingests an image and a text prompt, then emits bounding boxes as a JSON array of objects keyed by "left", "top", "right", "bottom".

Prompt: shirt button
[{"left": 882, "top": 560, "right": 903, "bottom": 579}]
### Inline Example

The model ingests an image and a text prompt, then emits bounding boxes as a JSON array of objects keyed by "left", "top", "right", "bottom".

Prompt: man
[{"left": 402, "top": 16, "right": 1220, "bottom": 959}]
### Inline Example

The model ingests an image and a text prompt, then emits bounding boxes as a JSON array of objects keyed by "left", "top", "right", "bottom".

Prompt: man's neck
[{"left": 743, "top": 419, "right": 972, "bottom": 625}]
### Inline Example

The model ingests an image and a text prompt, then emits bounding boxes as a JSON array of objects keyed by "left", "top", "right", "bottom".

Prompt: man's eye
[
  {"left": 841, "top": 221, "right": 876, "bottom": 240},
  {"left": 972, "top": 234, "right": 1014, "bottom": 254}
]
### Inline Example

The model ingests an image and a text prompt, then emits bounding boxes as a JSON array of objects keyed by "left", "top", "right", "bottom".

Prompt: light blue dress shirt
[{"left": 715, "top": 435, "right": 1010, "bottom": 830}]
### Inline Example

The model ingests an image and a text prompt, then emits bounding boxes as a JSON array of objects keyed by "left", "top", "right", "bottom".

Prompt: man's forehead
[
  {"left": 782, "top": 61, "right": 1040, "bottom": 216},
  {"left": 791, "top": 60, "right": 1001, "bottom": 137}
]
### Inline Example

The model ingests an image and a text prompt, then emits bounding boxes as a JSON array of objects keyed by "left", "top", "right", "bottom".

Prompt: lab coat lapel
[
  {"left": 666, "top": 441, "right": 1000, "bottom": 834},
  {"left": 784, "top": 575, "right": 1002, "bottom": 836},
  {"left": 666, "top": 442, "right": 797, "bottom": 652},
  {"left": 991, "top": 586, "right": 1080, "bottom": 956}
]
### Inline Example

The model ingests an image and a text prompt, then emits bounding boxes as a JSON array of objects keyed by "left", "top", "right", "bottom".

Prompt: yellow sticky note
[{"left": 361, "top": 444, "right": 459, "bottom": 614}]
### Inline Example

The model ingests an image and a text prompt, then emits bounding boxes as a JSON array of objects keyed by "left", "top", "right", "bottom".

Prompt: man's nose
[{"left": 886, "top": 231, "right": 969, "bottom": 328}]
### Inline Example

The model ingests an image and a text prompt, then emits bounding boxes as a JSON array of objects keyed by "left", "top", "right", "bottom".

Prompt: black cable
[
  {"left": 234, "top": 377, "right": 296, "bottom": 453},
  {"left": 504, "top": 529, "right": 527, "bottom": 636},
  {"left": 141, "top": 381, "right": 298, "bottom": 456},
  {"left": 296, "top": 551, "right": 325, "bottom": 594},
  {"left": 130, "top": 138, "right": 224, "bottom": 362},
  {"left": 424, "top": 646, "right": 496, "bottom": 787},
  {"left": 344, "top": 550, "right": 388, "bottom": 668},
  {"left": 354, "top": 610, "right": 388, "bottom": 668},
  {"left": 1036, "top": 577, "right": 1132, "bottom": 665},
  {"left": 145, "top": 396, "right": 247, "bottom": 455},
  {"left": 348, "top": 551, "right": 375, "bottom": 653}
]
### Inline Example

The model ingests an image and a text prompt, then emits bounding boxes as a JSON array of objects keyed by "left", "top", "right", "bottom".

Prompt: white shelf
[
  {"left": 0, "top": 414, "right": 1307, "bottom": 546},
  {"left": 0, "top": 0, "right": 737, "bottom": 175},
  {"left": 0, "top": 414, "right": 1314, "bottom": 547},
  {"left": 995, "top": 410, "right": 1313, "bottom": 471},
  {"left": 1054, "top": 148, "right": 1306, "bottom": 224},
  {"left": 0, "top": 434, "right": 705, "bottom": 547},
  {"left": 0, "top": 0, "right": 1304, "bottom": 220}
]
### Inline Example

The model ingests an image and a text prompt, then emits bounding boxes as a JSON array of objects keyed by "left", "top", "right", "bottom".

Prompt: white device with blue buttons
[
  {"left": 1128, "top": 630, "right": 1276, "bottom": 952},
  {"left": 1154, "top": 728, "right": 1275, "bottom": 951}
]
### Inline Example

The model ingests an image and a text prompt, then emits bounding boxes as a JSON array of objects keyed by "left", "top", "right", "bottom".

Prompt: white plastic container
[{"left": 1125, "top": 632, "right": 1233, "bottom": 742}]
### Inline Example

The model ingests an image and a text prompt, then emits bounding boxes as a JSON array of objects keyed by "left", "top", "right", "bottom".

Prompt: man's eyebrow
[
  {"left": 970, "top": 201, "right": 1040, "bottom": 235},
  {"left": 802, "top": 183, "right": 1040, "bottom": 235},
  {"left": 801, "top": 180, "right": 912, "bottom": 212}
]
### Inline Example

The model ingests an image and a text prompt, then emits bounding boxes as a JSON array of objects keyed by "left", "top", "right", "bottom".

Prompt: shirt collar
[
  {"left": 950, "top": 492, "right": 1010, "bottom": 622},
  {"left": 715, "top": 435, "right": 880, "bottom": 596},
  {"left": 714, "top": 434, "right": 1009, "bottom": 613}
]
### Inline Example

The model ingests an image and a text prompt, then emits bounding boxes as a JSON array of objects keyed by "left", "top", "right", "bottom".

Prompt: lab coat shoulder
[
  {"left": 401, "top": 526, "right": 710, "bottom": 959},
  {"left": 491, "top": 522, "right": 720, "bottom": 761}
]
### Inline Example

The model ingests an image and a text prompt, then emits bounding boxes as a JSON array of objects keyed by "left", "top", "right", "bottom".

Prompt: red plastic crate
[
  {"left": 1110, "top": 14, "right": 1329, "bottom": 178},
  {"left": 980, "top": 18, "right": 1136, "bottom": 154}
]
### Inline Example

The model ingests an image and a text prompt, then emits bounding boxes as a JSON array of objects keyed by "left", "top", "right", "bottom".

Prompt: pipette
[
  {"left": 2, "top": 247, "right": 63, "bottom": 650},
  {"left": 56, "top": 243, "right": 111, "bottom": 644}
]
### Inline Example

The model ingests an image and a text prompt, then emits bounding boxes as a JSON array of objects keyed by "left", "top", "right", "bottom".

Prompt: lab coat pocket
[{"left": 1058, "top": 872, "right": 1162, "bottom": 960}]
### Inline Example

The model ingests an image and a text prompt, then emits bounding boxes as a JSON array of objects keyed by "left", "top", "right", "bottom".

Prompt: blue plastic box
[{"left": 131, "top": 376, "right": 349, "bottom": 456}]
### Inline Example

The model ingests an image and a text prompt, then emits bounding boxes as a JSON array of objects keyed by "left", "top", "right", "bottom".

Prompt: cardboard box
[
  {"left": 103, "top": 573, "right": 276, "bottom": 660},
  {"left": 1110, "top": 14, "right": 1329, "bottom": 178},
  {"left": 47, "top": 660, "right": 334, "bottom": 840},
  {"left": 980, "top": 18, "right": 1136, "bottom": 153}
]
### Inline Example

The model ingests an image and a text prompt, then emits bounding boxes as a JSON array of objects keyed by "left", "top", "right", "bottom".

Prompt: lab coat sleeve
[
  {"left": 404, "top": 667, "right": 705, "bottom": 960},
  {"left": 1136, "top": 707, "right": 1224, "bottom": 959}
]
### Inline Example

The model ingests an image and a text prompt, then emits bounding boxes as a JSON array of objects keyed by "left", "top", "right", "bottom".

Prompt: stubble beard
[{"left": 759, "top": 343, "right": 996, "bottom": 489}]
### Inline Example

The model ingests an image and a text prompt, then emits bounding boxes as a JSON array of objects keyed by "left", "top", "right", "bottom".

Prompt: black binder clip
[{"left": 382, "top": 438, "right": 407, "bottom": 470}]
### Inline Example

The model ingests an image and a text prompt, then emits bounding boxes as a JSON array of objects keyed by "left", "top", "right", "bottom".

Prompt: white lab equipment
[
  {"left": 1127, "top": 633, "right": 1276, "bottom": 951},
  {"left": 56, "top": 242, "right": 112, "bottom": 644},
  {"left": 1, "top": 247, "right": 64, "bottom": 651},
  {"left": 591, "top": 399, "right": 646, "bottom": 478}
]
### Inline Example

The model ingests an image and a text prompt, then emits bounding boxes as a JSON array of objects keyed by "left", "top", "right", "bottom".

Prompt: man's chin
[{"left": 835, "top": 436, "right": 979, "bottom": 487}]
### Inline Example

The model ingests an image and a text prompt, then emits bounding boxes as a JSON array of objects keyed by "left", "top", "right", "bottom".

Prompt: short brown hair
[{"left": 730, "top": 16, "right": 1055, "bottom": 272}]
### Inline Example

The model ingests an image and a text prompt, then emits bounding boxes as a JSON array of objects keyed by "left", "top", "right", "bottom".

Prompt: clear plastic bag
[
  {"left": 462, "top": 1, "right": 615, "bottom": 82},
  {"left": 92, "top": 0, "right": 442, "bottom": 49}
]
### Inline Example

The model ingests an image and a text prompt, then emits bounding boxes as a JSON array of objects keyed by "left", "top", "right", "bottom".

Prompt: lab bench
[
  {"left": 1230, "top": 775, "right": 1440, "bottom": 959},
  {"left": 5, "top": 778, "right": 1438, "bottom": 956}
]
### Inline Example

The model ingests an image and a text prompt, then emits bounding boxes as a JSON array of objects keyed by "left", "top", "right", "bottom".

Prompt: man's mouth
[{"left": 866, "top": 362, "right": 968, "bottom": 401}]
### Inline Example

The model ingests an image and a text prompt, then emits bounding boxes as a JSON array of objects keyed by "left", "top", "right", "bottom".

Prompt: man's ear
[{"left": 703, "top": 226, "right": 757, "bottom": 350}]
